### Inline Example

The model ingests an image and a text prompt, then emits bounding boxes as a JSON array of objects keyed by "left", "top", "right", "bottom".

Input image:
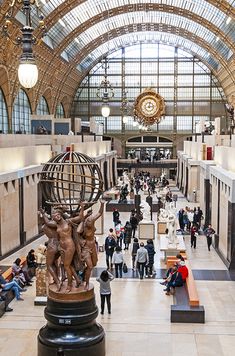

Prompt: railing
[{"left": 117, "top": 159, "right": 177, "bottom": 169}]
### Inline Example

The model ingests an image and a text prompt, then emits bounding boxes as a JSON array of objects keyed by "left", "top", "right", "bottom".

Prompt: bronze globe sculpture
[
  {"left": 38, "top": 151, "right": 105, "bottom": 356},
  {"left": 40, "top": 151, "right": 103, "bottom": 214}
]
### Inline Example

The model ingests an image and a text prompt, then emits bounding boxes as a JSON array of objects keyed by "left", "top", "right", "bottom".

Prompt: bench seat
[{"left": 170, "top": 258, "right": 205, "bottom": 323}]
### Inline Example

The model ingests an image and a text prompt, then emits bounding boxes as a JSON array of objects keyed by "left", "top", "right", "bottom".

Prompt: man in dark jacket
[
  {"left": 105, "top": 233, "right": 116, "bottom": 269},
  {"left": 130, "top": 212, "right": 138, "bottom": 238},
  {"left": 144, "top": 239, "right": 156, "bottom": 277},
  {"left": 164, "top": 265, "right": 183, "bottom": 295},
  {"left": 113, "top": 209, "right": 120, "bottom": 226}
]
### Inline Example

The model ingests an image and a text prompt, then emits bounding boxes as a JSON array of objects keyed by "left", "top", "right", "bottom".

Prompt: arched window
[
  {"left": 55, "top": 103, "right": 65, "bottom": 118},
  {"left": 36, "top": 96, "right": 49, "bottom": 115},
  {"left": 0, "top": 88, "right": 8, "bottom": 133},
  {"left": 12, "top": 89, "right": 31, "bottom": 133}
]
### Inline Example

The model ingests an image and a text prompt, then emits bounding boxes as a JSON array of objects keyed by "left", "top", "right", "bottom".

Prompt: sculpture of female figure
[
  {"left": 41, "top": 203, "right": 85, "bottom": 292},
  {"left": 77, "top": 200, "right": 105, "bottom": 290},
  {"left": 39, "top": 211, "right": 61, "bottom": 290},
  {"left": 167, "top": 213, "right": 178, "bottom": 246}
]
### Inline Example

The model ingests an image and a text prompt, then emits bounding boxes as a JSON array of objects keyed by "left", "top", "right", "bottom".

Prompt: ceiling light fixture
[{"left": 2, "top": 0, "right": 46, "bottom": 89}]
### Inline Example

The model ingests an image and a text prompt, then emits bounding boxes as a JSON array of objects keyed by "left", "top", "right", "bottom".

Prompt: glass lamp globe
[
  {"left": 123, "top": 116, "right": 128, "bottom": 124},
  {"left": 18, "top": 62, "right": 38, "bottom": 89},
  {"left": 101, "top": 103, "right": 110, "bottom": 117}
]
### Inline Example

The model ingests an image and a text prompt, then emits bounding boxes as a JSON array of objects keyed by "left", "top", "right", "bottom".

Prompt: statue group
[{"left": 40, "top": 200, "right": 105, "bottom": 293}]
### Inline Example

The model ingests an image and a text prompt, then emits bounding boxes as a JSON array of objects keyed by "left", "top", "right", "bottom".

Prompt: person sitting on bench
[
  {"left": 160, "top": 254, "right": 185, "bottom": 286},
  {"left": 12, "top": 258, "right": 32, "bottom": 287},
  {"left": 164, "top": 265, "right": 184, "bottom": 295},
  {"left": 177, "top": 260, "right": 188, "bottom": 282},
  {"left": 0, "top": 269, "right": 26, "bottom": 301}
]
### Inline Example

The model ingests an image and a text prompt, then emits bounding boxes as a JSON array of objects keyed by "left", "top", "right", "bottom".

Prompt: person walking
[
  {"left": 105, "top": 232, "right": 116, "bottom": 270},
  {"left": 112, "top": 246, "right": 124, "bottom": 278},
  {"left": 130, "top": 212, "right": 138, "bottom": 239},
  {"left": 123, "top": 221, "right": 132, "bottom": 250},
  {"left": 144, "top": 239, "right": 156, "bottom": 277},
  {"left": 115, "top": 220, "right": 124, "bottom": 249},
  {"left": 131, "top": 238, "right": 140, "bottom": 270},
  {"left": 136, "top": 242, "right": 149, "bottom": 279},
  {"left": 113, "top": 209, "right": 120, "bottom": 226},
  {"left": 190, "top": 223, "right": 198, "bottom": 249},
  {"left": 204, "top": 224, "right": 215, "bottom": 251},
  {"left": 96, "top": 270, "right": 114, "bottom": 315}
]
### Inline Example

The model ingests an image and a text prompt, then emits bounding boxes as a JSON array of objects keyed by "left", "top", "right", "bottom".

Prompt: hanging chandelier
[
  {"left": 96, "top": 59, "right": 114, "bottom": 118},
  {"left": 120, "top": 90, "right": 131, "bottom": 124},
  {"left": 2, "top": 0, "right": 47, "bottom": 89}
]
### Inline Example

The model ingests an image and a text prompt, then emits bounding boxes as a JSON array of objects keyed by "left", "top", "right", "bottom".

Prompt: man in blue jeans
[{"left": 0, "top": 269, "right": 25, "bottom": 301}]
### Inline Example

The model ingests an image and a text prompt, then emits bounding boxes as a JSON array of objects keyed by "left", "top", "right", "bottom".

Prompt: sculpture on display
[
  {"left": 139, "top": 200, "right": 151, "bottom": 222},
  {"left": 158, "top": 208, "right": 169, "bottom": 222},
  {"left": 158, "top": 208, "right": 179, "bottom": 247},
  {"left": 38, "top": 151, "right": 105, "bottom": 356},
  {"left": 166, "top": 213, "right": 179, "bottom": 247},
  {"left": 123, "top": 171, "right": 130, "bottom": 189},
  {"left": 76, "top": 201, "right": 104, "bottom": 290}
]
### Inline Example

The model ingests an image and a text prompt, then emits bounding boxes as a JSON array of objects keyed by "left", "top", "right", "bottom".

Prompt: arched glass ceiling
[
  {"left": 61, "top": 11, "right": 231, "bottom": 63},
  {"left": 44, "top": 0, "right": 235, "bottom": 48},
  {"left": 77, "top": 32, "right": 219, "bottom": 71}
]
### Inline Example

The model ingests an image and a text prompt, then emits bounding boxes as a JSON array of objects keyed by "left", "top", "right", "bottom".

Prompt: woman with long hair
[{"left": 96, "top": 270, "right": 114, "bottom": 315}]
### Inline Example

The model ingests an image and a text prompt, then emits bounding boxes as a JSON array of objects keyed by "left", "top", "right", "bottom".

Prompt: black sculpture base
[{"left": 38, "top": 283, "right": 105, "bottom": 356}]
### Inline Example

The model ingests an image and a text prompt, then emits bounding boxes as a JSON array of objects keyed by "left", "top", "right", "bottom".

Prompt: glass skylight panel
[
  {"left": 43, "top": 0, "right": 235, "bottom": 54},
  {"left": 62, "top": 11, "right": 229, "bottom": 63},
  {"left": 60, "top": 50, "right": 69, "bottom": 62},
  {"left": 79, "top": 32, "right": 219, "bottom": 71}
]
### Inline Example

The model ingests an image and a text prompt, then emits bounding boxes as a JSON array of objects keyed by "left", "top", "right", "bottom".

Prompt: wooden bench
[
  {"left": 166, "top": 254, "right": 187, "bottom": 269},
  {"left": 2, "top": 257, "right": 27, "bottom": 281},
  {"left": 169, "top": 257, "right": 205, "bottom": 323},
  {"left": 185, "top": 260, "right": 199, "bottom": 307}
]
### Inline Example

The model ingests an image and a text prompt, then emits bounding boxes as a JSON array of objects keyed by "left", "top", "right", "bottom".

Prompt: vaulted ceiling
[{"left": 0, "top": 0, "right": 235, "bottom": 114}]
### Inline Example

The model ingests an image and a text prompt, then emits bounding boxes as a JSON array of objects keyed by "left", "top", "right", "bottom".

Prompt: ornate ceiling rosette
[{"left": 133, "top": 88, "right": 165, "bottom": 126}]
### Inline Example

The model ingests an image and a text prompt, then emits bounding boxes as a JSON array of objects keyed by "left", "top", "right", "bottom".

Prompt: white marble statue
[
  {"left": 140, "top": 201, "right": 151, "bottom": 222},
  {"left": 123, "top": 171, "right": 130, "bottom": 189},
  {"left": 117, "top": 176, "right": 123, "bottom": 187},
  {"left": 166, "top": 201, "right": 177, "bottom": 215},
  {"left": 167, "top": 213, "right": 179, "bottom": 247},
  {"left": 158, "top": 208, "right": 169, "bottom": 222}
]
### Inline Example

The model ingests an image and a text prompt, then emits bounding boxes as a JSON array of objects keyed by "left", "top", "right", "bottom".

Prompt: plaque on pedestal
[
  {"left": 34, "top": 265, "right": 47, "bottom": 306},
  {"left": 157, "top": 222, "right": 167, "bottom": 234},
  {"left": 38, "top": 282, "right": 105, "bottom": 356},
  {"left": 138, "top": 221, "right": 155, "bottom": 240}
]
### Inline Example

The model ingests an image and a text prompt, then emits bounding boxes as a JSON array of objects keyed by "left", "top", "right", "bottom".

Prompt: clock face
[
  {"left": 140, "top": 98, "right": 158, "bottom": 117},
  {"left": 133, "top": 88, "right": 165, "bottom": 126}
]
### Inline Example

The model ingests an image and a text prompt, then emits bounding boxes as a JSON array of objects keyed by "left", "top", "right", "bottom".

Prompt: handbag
[{"left": 122, "top": 263, "right": 128, "bottom": 273}]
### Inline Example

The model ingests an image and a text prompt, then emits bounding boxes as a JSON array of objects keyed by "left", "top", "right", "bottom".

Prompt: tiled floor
[{"left": 1, "top": 187, "right": 235, "bottom": 356}]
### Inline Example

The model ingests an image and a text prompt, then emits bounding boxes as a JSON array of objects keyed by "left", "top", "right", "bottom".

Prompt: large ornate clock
[{"left": 133, "top": 88, "right": 165, "bottom": 126}]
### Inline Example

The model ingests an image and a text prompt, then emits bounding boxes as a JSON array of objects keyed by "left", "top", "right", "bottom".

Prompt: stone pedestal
[
  {"left": 35, "top": 265, "right": 48, "bottom": 306},
  {"left": 159, "top": 235, "right": 186, "bottom": 261},
  {"left": 138, "top": 221, "right": 155, "bottom": 240},
  {"left": 36, "top": 265, "right": 47, "bottom": 297},
  {"left": 38, "top": 282, "right": 105, "bottom": 356}
]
